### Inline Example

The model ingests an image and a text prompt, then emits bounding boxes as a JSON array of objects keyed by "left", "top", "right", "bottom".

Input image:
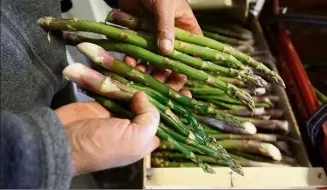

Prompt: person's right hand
[{"left": 56, "top": 64, "right": 160, "bottom": 176}]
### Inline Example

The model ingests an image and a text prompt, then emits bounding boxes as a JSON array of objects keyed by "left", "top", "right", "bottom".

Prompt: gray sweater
[{"left": 1, "top": 0, "right": 72, "bottom": 188}]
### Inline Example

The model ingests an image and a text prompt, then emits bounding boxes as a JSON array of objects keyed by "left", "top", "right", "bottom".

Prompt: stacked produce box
[{"left": 38, "top": 9, "right": 327, "bottom": 188}]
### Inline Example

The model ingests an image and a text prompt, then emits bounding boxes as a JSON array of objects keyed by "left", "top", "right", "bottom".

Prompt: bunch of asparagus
[
  {"left": 38, "top": 9, "right": 288, "bottom": 175},
  {"left": 151, "top": 19, "right": 299, "bottom": 168}
]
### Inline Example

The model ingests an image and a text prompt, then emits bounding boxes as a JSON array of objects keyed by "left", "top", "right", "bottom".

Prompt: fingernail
[{"left": 158, "top": 39, "right": 173, "bottom": 53}]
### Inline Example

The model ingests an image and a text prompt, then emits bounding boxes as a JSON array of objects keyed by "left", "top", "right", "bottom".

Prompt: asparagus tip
[
  {"left": 274, "top": 74, "right": 286, "bottom": 88},
  {"left": 203, "top": 163, "right": 216, "bottom": 174},
  {"left": 242, "top": 122, "right": 257, "bottom": 134}
]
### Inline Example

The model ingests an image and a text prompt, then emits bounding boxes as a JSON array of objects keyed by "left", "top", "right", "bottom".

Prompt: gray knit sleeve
[{"left": 0, "top": 108, "right": 72, "bottom": 189}]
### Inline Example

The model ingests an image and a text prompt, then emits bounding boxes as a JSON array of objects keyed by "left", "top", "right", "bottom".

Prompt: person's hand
[
  {"left": 117, "top": 0, "right": 202, "bottom": 54},
  {"left": 55, "top": 79, "right": 160, "bottom": 176},
  {"left": 116, "top": 0, "right": 202, "bottom": 98}
]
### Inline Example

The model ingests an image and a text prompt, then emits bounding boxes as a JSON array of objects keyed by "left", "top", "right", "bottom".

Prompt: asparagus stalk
[
  {"left": 157, "top": 127, "right": 215, "bottom": 173},
  {"left": 203, "top": 30, "right": 254, "bottom": 46},
  {"left": 196, "top": 116, "right": 257, "bottom": 135},
  {"left": 254, "top": 115, "right": 272, "bottom": 120},
  {"left": 210, "top": 133, "right": 280, "bottom": 143},
  {"left": 314, "top": 87, "right": 327, "bottom": 104},
  {"left": 174, "top": 28, "right": 285, "bottom": 87},
  {"left": 201, "top": 24, "right": 253, "bottom": 41},
  {"left": 100, "top": 70, "right": 210, "bottom": 143},
  {"left": 234, "top": 116, "right": 289, "bottom": 133},
  {"left": 217, "top": 140, "right": 282, "bottom": 161},
  {"left": 173, "top": 40, "right": 253, "bottom": 73},
  {"left": 61, "top": 33, "right": 255, "bottom": 110},
  {"left": 151, "top": 157, "right": 202, "bottom": 168},
  {"left": 102, "top": 9, "right": 285, "bottom": 87},
  {"left": 263, "top": 109, "right": 284, "bottom": 119},
  {"left": 252, "top": 96, "right": 275, "bottom": 108},
  {"left": 152, "top": 151, "right": 285, "bottom": 167},
  {"left": 233, "top": 44, "right": 255, "bottom": 54},
  {"left": 76, "top": 42, "right": 246, "bottom": 129},
  {"left": 223, "top": 108, "right": 265, "bottom": 117},
  {"left": 160, "top": 125, "right": 243, "bottom": 175},
  {"left": 91, "top": 93, "right": 215, "bottom": 173},
  {"left": 211, "top": 101, "right": 267, "bottom": 115},
  {"left": 215, "top": 75, "right": 247, "bottom": 87},
  {"left": 63, "top": 63, "right": 200, "bottom": 140},
  {"left": 194, "top": 95, "right": 271, "bottom": 108}
]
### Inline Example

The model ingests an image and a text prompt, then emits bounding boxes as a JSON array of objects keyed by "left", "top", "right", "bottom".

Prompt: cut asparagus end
[
  {"left": 260, "top": 144, "right": 282, "bottom": 161},
  {"left": 242, "top": 122, "right": 257, "bottom": 134},
  {"left": 254, "top": 107, "right": 265, "bottom": 115},
  {"left": 255, "top": 88, "right": 266, "bottom": 95},
  {"left": 62, "top": 63, "right": 87, "bottom": 82},
  {"left": 77, "top": 42, "right": 112, "bottom": 65}
]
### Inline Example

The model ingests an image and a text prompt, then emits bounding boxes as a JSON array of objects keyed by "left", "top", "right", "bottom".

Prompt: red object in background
[
  {"left": 278, "top": 30, "right": 320, "bottom": 115},
  {"left": 272, "top": 0, "right": 327, "bottom": 172}
]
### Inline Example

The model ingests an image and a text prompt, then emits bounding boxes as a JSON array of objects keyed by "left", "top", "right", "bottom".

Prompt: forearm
[{"left": 0, "top": 108, "right": 72, "bottom": 189}]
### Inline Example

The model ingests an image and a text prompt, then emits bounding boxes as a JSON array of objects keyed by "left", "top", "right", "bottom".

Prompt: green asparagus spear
[
  {"left": 203, "top": 30, "right": 253, "bottom": 46},
  {"left": 201, "top": 24, "right": 253, "bottom": 41},
  {"left": 92, "top": 93, "right": 215, "bottom": 173},
  {"left": 160, "top": 125, "right": 243, "bottom": 175},
  {"left": 151, "top": 157, "right": 207, "bottom": 168},
  {"left": 152, "top": 151, "right": 287, "bottom": 167},
  {"left": 60, "top": 32, "right": 255, "bottom": 109},
  {"left": 103, "top": 9, "right": 285, "bottom": 87},
  {"left": 174, "top": 28, "right": 285, "bottom": 87},
  {"left": 217, "top": 140, "right": 282, "bottom": 161},
  {"left": 76, "top": 42, "right": 245, "bottom": 129}
]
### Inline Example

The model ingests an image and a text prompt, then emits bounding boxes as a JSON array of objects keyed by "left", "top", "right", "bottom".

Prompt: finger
[
  {"left": 135, "top": 61, "right": 148, "bottom": 73},
  {"left": 55, "top": 101, "right": 111, "bottom": 126},
  {"left": 123, "top": 55, "right": 138, "bottom": 67},
  {"left": 151, "top": 68, "right": 172, "bottom": 82},
  {"left": 152, "top": 0, "right": 175, "bottom": 54},
  {"left": 166, "top": 72, "right": 188, "bottom": 91},
  {"left": 130, "top": 91, "right": 160, "bottom": 139},
  {"left": 175, "top": 2, "right": 202, "bottom": 35},
  {"left": 147, "top": 136, "right": 160, "bottom": 153},
  {"left": 179, "top": 89, "right": 192, "bottom": 98}
]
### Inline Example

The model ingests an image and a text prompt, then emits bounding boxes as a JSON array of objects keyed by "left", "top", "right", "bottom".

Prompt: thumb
[
  {"left": 152, "top": 0, "right": 175, "bottom": 54},
  {"left": 130, "top": 91, "right": 160, "bottom": 141}
]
